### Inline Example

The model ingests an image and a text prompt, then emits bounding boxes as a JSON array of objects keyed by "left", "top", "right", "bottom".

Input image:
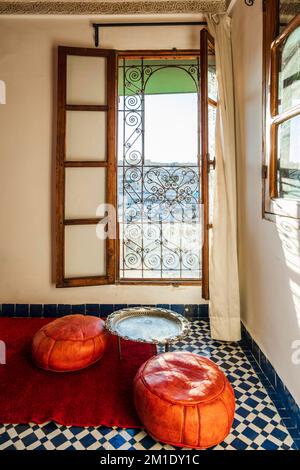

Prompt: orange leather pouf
[
  {"left": 134, "top": 351, "right": 235, "bottom": 449},
  {"left": 32, "top": 315, "right": 107, "bottom": 372}
]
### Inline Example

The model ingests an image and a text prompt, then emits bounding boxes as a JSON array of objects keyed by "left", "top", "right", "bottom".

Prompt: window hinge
[
  {"left": 207, "top": 153, "right": 216, "bottom": 171},
  {"left": 262, "top": 164, "right": 268, "bottom": 179}
]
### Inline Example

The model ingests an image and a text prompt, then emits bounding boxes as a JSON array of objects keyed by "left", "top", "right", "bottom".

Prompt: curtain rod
[
  {"left": 92, "top": 0, "right": 255, "bottom": 46},
  {"left": 92, "top": 22, "right": 207, "bottom": 47}
]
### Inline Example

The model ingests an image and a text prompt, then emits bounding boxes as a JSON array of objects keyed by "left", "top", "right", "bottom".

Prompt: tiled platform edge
[
  {"left": 240, "top": 322, "right": 300, "bottom": 449},
  {"left": 0, "top": 303, "right": 208, "bottom": 319}
]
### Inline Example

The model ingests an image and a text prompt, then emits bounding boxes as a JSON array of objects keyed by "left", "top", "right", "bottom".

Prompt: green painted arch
[{"left": 118, "top": 59, "right": 199, "bottom": 96}]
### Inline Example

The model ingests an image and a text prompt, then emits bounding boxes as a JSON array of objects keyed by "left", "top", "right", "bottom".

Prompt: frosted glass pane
[
  {"left": 65, "top": 225, "right": 106, "bottom": 277},
  {"left": 67, "top": 55, "right": 106, "bottom": 105},
  {"left": 65, "top": 167, "right": 106, "bottom": 218},
  {"left": 66, "top": 111, "right": 106, "bottom": 161}
]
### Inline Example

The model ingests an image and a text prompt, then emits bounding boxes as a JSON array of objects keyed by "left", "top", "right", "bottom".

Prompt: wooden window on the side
[
  {"left": 264, "top": 0, "right": 300, "bottom": 222},
  {"left": 56, "top": 47, "right": 117, "bottom": 287}
]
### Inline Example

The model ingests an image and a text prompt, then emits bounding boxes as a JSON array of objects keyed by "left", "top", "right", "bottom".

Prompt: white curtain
[{"left": 205, "top": 14, "right": 241, "bottom": 341}]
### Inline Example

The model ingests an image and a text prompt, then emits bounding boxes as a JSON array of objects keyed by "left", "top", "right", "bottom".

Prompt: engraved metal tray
[{"left": 106, "top": 306, "right": 190, "bottom": 345}]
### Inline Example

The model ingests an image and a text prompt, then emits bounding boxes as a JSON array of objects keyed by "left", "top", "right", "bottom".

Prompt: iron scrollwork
[{"left": 118, "top": 58, "right": 203, "bottom": 280}]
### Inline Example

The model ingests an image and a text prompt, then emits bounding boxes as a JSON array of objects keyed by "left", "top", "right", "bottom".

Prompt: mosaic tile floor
[{"left": 0, "top": 320, "right": 298, "bottom": 450}]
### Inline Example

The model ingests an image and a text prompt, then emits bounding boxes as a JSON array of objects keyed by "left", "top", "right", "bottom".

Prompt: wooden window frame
[
  {"left": 115, "top": 47, "right": 215, "bottom": 290},
  {"left": 263, "top": 0, "right": 300, "bottom": 223},
  {"left": 56, "top": 45, "right": 215, "bottom": 290},
  {"left": 116, "top": 50, "right": 202, "bottom": 287},
  {"left": 56, "top": 46, "right": 117, "bottom": 287}
]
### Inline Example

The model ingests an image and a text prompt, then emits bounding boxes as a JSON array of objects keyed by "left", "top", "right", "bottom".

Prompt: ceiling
[{"left": 0, "top": 0, "right": 228, "bottom": 15}]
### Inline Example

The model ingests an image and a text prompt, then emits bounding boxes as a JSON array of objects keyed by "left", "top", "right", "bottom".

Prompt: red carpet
[{"left": 0, "top": 318, "right": 156, "bottom": 428}]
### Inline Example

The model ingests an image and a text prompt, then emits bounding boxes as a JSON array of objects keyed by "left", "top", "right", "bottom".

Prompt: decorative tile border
[
  {"left": 240, "top": 322, "right": 300, "bottom": 448},
  {"left": 0, "top": 1, "right": 227, "bottom": 15},
  {"left": 0, "top": 303, "right": 209, "bottom": 319}
]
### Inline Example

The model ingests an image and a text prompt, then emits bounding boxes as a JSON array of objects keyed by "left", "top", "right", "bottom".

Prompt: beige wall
[
  {"left": 232, "top": 0, "right": 300, "bottom": 406},
  {"left": 0, "top": 16, "right": 206, "bottom": 304}
]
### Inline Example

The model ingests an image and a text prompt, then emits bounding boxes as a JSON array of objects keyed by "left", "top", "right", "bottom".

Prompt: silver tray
[{"left": 106, "top": 306, "right": 190, "bottom": 345}]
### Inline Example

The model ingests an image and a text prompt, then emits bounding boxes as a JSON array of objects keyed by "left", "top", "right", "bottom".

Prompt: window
[
  {"left": 56, "top": 34, "right": 216, "bottom": 291},
  {"left": 263, "top": 0, "right": 300, "bottom": 220},
  {"left": 118, "top": 56, "right": 199, "bottom": 282}
]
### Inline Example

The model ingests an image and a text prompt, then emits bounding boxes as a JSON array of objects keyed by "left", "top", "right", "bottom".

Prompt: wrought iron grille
[
  {"left": 118, "top": 58, "right": 203, "bottom": 280},
  {"left": 278, "top": 167, "right": 300, "bottom": 199}
]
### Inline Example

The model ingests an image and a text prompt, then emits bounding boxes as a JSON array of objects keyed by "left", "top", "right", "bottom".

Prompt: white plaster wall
[
  {"left": 231, "top": 0, "right": 300, "bottom": 406},
  {"left": 0, "top": 15, "right": 205, "bottom": 304}
]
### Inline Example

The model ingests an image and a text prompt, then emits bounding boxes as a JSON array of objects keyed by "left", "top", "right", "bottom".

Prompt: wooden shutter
[
  {"left": 56, "top": 47, "right": 117, "bottom": 287},
  {"left": 200, "top": 30, "right": 216, "bottom": 300}
]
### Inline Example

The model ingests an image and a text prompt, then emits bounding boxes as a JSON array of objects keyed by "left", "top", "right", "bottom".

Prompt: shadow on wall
[
  {"left": 276, "top": 217, "right": 300, "bottom": 332},
  {"left": 241, "top": 211, "right": 300, "bottom": 382}
]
